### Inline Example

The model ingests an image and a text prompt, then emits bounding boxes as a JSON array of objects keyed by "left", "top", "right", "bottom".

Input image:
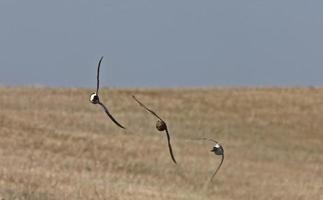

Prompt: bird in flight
[
  {"left": 196, "top": 137, "right": 224, "bottom": 182},
  {"left": 132, "top": 95, "right": 177, "bottom": 164},
  {"left": 89, "top": 56, "right": 126, "bottom": 129}
]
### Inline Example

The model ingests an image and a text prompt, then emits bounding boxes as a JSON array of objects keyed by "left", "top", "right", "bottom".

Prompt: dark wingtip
[
  {"left": 113, "top": 120, "right": 126, "bottom": 130},
  {"left": 98, "top": 56, "right": 104, "bottom": 66}
]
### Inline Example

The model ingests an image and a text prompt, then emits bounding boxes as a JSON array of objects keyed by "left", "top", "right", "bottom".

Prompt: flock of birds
[{"left": 89, "top": 57, "right": 224, "bottom": 182}]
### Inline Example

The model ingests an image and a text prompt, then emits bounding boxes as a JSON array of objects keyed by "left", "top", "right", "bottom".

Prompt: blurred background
[{"left": 0, "top": 0, "right": 322, "bottom": 88}]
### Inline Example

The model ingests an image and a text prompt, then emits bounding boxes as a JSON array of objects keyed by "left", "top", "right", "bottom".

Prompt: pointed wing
[
  {"left": 96, "top": 56, "right": 104, "bottom": 95},
  {"left": 196, "top": 137, "right": 219, "bottom": 144},
  {"left": 98, "top": 101, "right": 126, "bottom": 129},
  {"left": 132, "top": 95, "right": 163, "bottom": 121},
  {"left": 210, "top": 154, "right": 224, "bottom": 182},
  {"left": 165, "top": 128, "right": 177, "bottom": 164}
]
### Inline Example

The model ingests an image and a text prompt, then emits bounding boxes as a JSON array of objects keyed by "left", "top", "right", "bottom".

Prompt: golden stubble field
[{"left": 0, "top": 87, "right": 322, "bottom": 200}]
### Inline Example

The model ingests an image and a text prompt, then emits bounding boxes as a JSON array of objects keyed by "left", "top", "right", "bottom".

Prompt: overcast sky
[{"left": 0, "top": 0, "right": 322, "bottom": 88}]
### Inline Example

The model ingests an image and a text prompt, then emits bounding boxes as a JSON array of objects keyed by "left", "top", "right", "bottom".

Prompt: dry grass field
[{"left": 0, "top": 87, "right": 322, "bottom": 200}]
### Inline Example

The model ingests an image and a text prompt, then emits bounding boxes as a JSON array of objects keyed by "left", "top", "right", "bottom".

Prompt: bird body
[
  {"left": 89, "top": 93, "right": 99, "bottom": 104},
  {"left": 211, "top": 143, "right": 224, "bottom": 156},
  {"left": 156, "top": 120, "right": 167, "bottom": 131}
]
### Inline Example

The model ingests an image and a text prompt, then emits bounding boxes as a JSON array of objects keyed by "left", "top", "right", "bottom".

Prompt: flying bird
[
  {"left": 196, "top": 137, "right": 224, "bottom": 182},
  {"left": 132, "top": 95, "right": 177, "bottom": 164},
  {"left": 89, "top": 56, "right": 126, "bottom": 129}
]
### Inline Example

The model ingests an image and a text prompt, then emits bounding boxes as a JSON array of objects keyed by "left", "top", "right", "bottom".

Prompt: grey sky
[{"left": 0, "top": 0, "right": 322, "bottom": 88}]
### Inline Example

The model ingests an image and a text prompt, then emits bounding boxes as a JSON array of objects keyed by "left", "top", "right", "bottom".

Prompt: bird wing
[
  {"left": 196, "top": 137, "right": 219, "bottom": 144},
  {"left": 98, "top": 101, "right": 126, "bottom": 129},
  {"left": 132, "top": 95, "right": 164, "bottom": 121},
  {"left": 165, "top": 128, "right": 177, "bottom": 164},
  {"left": 210, "top": 154, "right": 224, "bottom": 182},
  {"left": 96, "top": 56, "right": 104, "bottom": 95}
]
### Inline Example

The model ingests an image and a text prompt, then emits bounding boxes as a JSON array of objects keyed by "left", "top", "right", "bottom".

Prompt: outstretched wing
[
  {"left": 165, "top": 128, "right": 177, "bottom": 164},
  {"left": 98, "top": 101, "right": 126, "bottom": 129},
  {"left": 196, "top": 137, "right": 219, "bottom": 144},
  {"left": 96, "top": 56, "right": 104, "bottom": 95},
  {"left": 132, "top": 95, "right": 163, "bottom": 121},
  {"left": 210, "top": 154, "right": 224, "bottom": 182}
]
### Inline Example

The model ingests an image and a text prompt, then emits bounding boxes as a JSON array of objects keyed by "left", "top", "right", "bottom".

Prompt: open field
[{"left": 0, "top": 87, "right": 322, "bottom": 200}]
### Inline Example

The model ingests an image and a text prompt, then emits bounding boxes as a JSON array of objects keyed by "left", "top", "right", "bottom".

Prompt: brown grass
[{"left": 0, "top": 87, "right": 322, "bottom": 200}]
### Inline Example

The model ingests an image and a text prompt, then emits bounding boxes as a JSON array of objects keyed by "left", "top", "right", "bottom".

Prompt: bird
[
  {"left": 89, "top": 56, "right": 126, "bottom": 129},
  {"left": 196, "top": 137, "right": 224, "bottom": 182},
  {"left": 132, "top": 95, "right": 177, "bottom": 164}
]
